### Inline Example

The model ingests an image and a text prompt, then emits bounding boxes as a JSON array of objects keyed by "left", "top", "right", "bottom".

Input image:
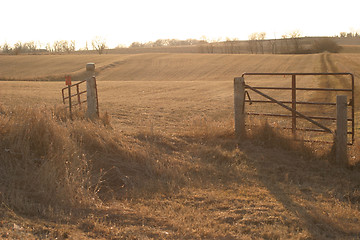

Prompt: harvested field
[{"left": 0, "top": 52, "right": 359, "bottom": 239}]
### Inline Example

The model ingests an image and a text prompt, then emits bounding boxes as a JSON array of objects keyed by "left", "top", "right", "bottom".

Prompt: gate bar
[
  {"left": 242, "top": 72, "right": 355, "bottom": 144},
  {"left": 248, "top": 87, "right": 352, "bottom": 92},
  {"left": 247, "top": 112, "right": 354, "bottom": 122},
  {"left": 245, "top": 84, "right": 333, "bottom": 133},
  {"left": 246, "top": 100, "right": 336, "bottom": 105},
  {"left": 242, "top": 72, "right": 354, "bottom": 76}
]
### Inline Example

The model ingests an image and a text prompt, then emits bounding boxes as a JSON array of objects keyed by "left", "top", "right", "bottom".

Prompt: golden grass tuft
[
  {"left": 183, "top": 116, "right": 233, "bottom": 139},
  {"left": 0, "top": 106, "right": 100, "bottom": 214},
  {"left": 245, "top": 118, "right": 336, "bottom": 160},
  {"left": 0, "top": 105, "right": 152, "bottom": 214}
]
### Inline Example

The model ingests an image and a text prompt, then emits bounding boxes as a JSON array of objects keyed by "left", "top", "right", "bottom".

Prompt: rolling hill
[{"left": 0, "top": 52, "right": 359, "bottom": 239}]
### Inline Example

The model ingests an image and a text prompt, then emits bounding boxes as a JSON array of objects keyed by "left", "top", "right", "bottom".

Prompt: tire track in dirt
[
  {"left": 314, "top": 53, "right": 351, "bottom": 103},
  {"left": 333, "top": 54, "right": 360, "bottom": 136},
  {"left": 310, "top": 53, "right": 357, "bottom": 140},
  {"left": 298, "top": 54, "right": 343, "bottom": 138}
]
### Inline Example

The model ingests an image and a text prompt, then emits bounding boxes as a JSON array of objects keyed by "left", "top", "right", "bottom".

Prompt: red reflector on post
[{"left": 65, "top": 75, "right": 72, "bottom": 85}]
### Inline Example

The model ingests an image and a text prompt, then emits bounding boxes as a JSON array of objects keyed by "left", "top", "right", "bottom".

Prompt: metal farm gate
[
  {"left": 234, "top": 72, "right": 355, "bottom": 145},
  {"left": 61, "top": 76, "right": 99, "bottom": 120}
]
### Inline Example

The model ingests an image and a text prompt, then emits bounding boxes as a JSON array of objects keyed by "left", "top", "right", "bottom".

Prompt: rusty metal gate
[
  {"left": 61, "top": 79, "right": 88, "bottom": 109},
  {"left": 242, "top": 72, "right": 355, "bottom": 145}
]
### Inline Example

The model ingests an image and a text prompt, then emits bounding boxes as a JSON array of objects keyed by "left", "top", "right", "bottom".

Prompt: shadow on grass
[{"left": 238, "top": 124, "right": 360, "bottom": 239}]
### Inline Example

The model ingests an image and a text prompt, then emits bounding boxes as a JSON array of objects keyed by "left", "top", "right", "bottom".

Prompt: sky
[{"left": 1, "top": 0, "right": 359, "bottom": 49}]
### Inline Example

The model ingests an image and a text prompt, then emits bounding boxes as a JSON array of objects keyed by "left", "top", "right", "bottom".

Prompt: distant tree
[
  {"left": 312, "top": 38, "right": 342, "bottom": 53},
  {"left": 257, "top": 32, "right": 266, "bottom": 54},
  {"left": 200, "top": 35, "right": 208, "bottom": 43},
  {"left": 153, "top": 39, "right": 170, "bottom": 47},
  {"left": 115, "top": 44, "right": 127, "bottom": 49},
  {"left": 280, "top": 34, "right": 290, "bottom": 53},
  {"left": 61, "top": 40, "right": 70, "bottom": 53},
  {"left": 70, "top": 40, "right": 76, "bottom": 52},
  {"left": 339, "top": 32, "right": 347, "bottom": 38},
  {"left": 279, "top": 30, "right": 303, "bottom": 53},
  {"left": 49, "top": 40, "right": 76, "bottom": 53},
  {"left": 23, "top": 41, "right": 37, "bottom": 52},
  {"left": 248, "top": 33, "right": 258, "bottom": 54},
  {"left": 45, "top": 42, "right": 53, "bottom": 53},
  {"left": 2, "top": 42, "right": 12, "bottom": 54},
  {"left": 53, "top": 41, "right": 61, "bottom": 53},
  {"left": 13, "top": 42, "right": 23, "bottom": 55},
  {"left": 247, "top": 32, "right": 266, "bottom": 54},
  {"left": 268, "top": 38, "right": 277, "bottom": 54},
  {"left": 130, "top": 42, "right": 143, "bottom": 48},
  {"left": 288, "top": 30, "right": 302, "bottom": 53},
  {"left": 224, "top": 37, "right": 241, "bottom": 54},
  {"left": 92, "top": 36, "right": 107, "bottom": 54},
  {"left": 206, "top": 42, "right": 215, "bottom": 53}
]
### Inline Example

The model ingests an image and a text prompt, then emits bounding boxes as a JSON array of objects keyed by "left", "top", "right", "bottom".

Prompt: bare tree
[
  {"left": 289, "top": 30, "right": 302, "bottom": 53},
  {"left": 23, "top": 41, "right": 37, "bottom": 52},
  {"left": 46, "top": 42, "right": 53, "bottom": 53},
  {"left": 339, "top": 32, "right": 347, "bottom": 38},
  {"left": 13, "top": 42, "right": 23, "bottom": 55},
  {"left": 248, "top": 33, "right": 258, "bottom": 54},
  {"left": 2, "top": 42, "right": 12, "bottom": 54},
  {"left": 92, "top": 36, "right": 107, "bottom": 54},
  {"left": 53, "top": 41, "right": 61, "bottom": 53},
  {"left": 280, "top": 34, "right": 290, "bottom": 53},
  {"left": 70, "top": 40, "right": 76, "bottom": 52},
  {"left": 224, "top": 37, "right": 241, "bottom": 54},
  {"left": 130, "top": 42, "right": 144, "bottom": 48},
  {"left": 268, "top": 38, "right": 277, "bottom": 54},
  {"left": 257, "top": 32, "right": 266, "bottom": 54}
]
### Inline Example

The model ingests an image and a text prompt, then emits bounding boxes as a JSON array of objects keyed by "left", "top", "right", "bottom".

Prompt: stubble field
[{"left": 0, "top": 52, "right": 360, "bottom": 239}]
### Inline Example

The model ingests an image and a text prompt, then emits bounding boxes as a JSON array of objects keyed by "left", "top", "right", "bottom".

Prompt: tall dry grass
[
  {"left": 0, "top": 104, "right": 202, "bottom": 215},
  {"left": 0, "top": 105, "right": 98, "bottom": 215},
  {"left": 0, "top": 102, "right": 358, "bottom": 218},
  {"left": 244, "top": 117, "right": 360, "bottom": 166},
  {"left": 0, "top": 104, "right": 161, "bottom": 215}
]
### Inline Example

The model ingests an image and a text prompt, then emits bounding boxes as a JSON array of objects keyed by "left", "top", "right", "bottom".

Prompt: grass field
[
  {"left": 0, "top": 52, "right": 360, "bottom": 239},
  {"left": 1, "top": 53, "right": 359, "bottom": 134}
]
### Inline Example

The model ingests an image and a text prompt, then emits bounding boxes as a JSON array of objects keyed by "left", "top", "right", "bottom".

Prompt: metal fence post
[
  {"left": 234, "top": 77, "right": 245, "bottom": 141},
  {"left": 336, "top": 95, "right": 348, "bottom": 165}
]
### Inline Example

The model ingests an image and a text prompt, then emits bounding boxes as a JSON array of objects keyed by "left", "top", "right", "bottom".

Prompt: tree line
[
  {"left": 1, "top": 36, "right": 107, "bottom": 55},
  {"left": 1, "top": 30, "right": 357, "bottom": 55}
]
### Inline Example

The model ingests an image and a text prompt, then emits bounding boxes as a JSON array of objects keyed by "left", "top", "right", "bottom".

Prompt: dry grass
[
  {"left": 0, "top": 105, "right": 98, "bottom": 214},
  {"left": 1, "top": 103, "right": 359, "bottom": 239},
  {"left": 0, "top": 52, "right": 360, "bottom": 239}
]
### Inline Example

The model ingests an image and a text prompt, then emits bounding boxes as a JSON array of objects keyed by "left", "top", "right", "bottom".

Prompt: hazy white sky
[{"left": 1, "top": 0, "right": 359, "bottom": 49}]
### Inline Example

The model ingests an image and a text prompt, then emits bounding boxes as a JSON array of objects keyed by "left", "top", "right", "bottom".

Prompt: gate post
[
  {"left": 86, "top": 63, "right": 98, "bottom": 119},
  {"left": 234, "top": 77, "right": 245, "bottom": 141},
  {"left": 336, "top": 95, "right": 348, "bottom": 165}
]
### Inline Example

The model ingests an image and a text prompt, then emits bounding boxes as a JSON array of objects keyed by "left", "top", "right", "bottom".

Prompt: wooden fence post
[
  {"left": 234, "top": 77, "right": 245, "bottom": 141},
  {"left": 336, "top": 95, "right": 348, "bottom": 165},
  {"left": 86, "top": 63, "right": 98, "bottom": 119}
]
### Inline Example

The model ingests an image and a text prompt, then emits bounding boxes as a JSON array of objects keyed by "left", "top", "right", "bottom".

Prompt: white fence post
[
  {"left": 234, "top": 77, "right": 245, "bottom": 141},
  {"left": 86, "top": 63, "right": 98, "bottom": 119},
  {"left": 336, "top": 95, "right": 348, "bottom": 165}
]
